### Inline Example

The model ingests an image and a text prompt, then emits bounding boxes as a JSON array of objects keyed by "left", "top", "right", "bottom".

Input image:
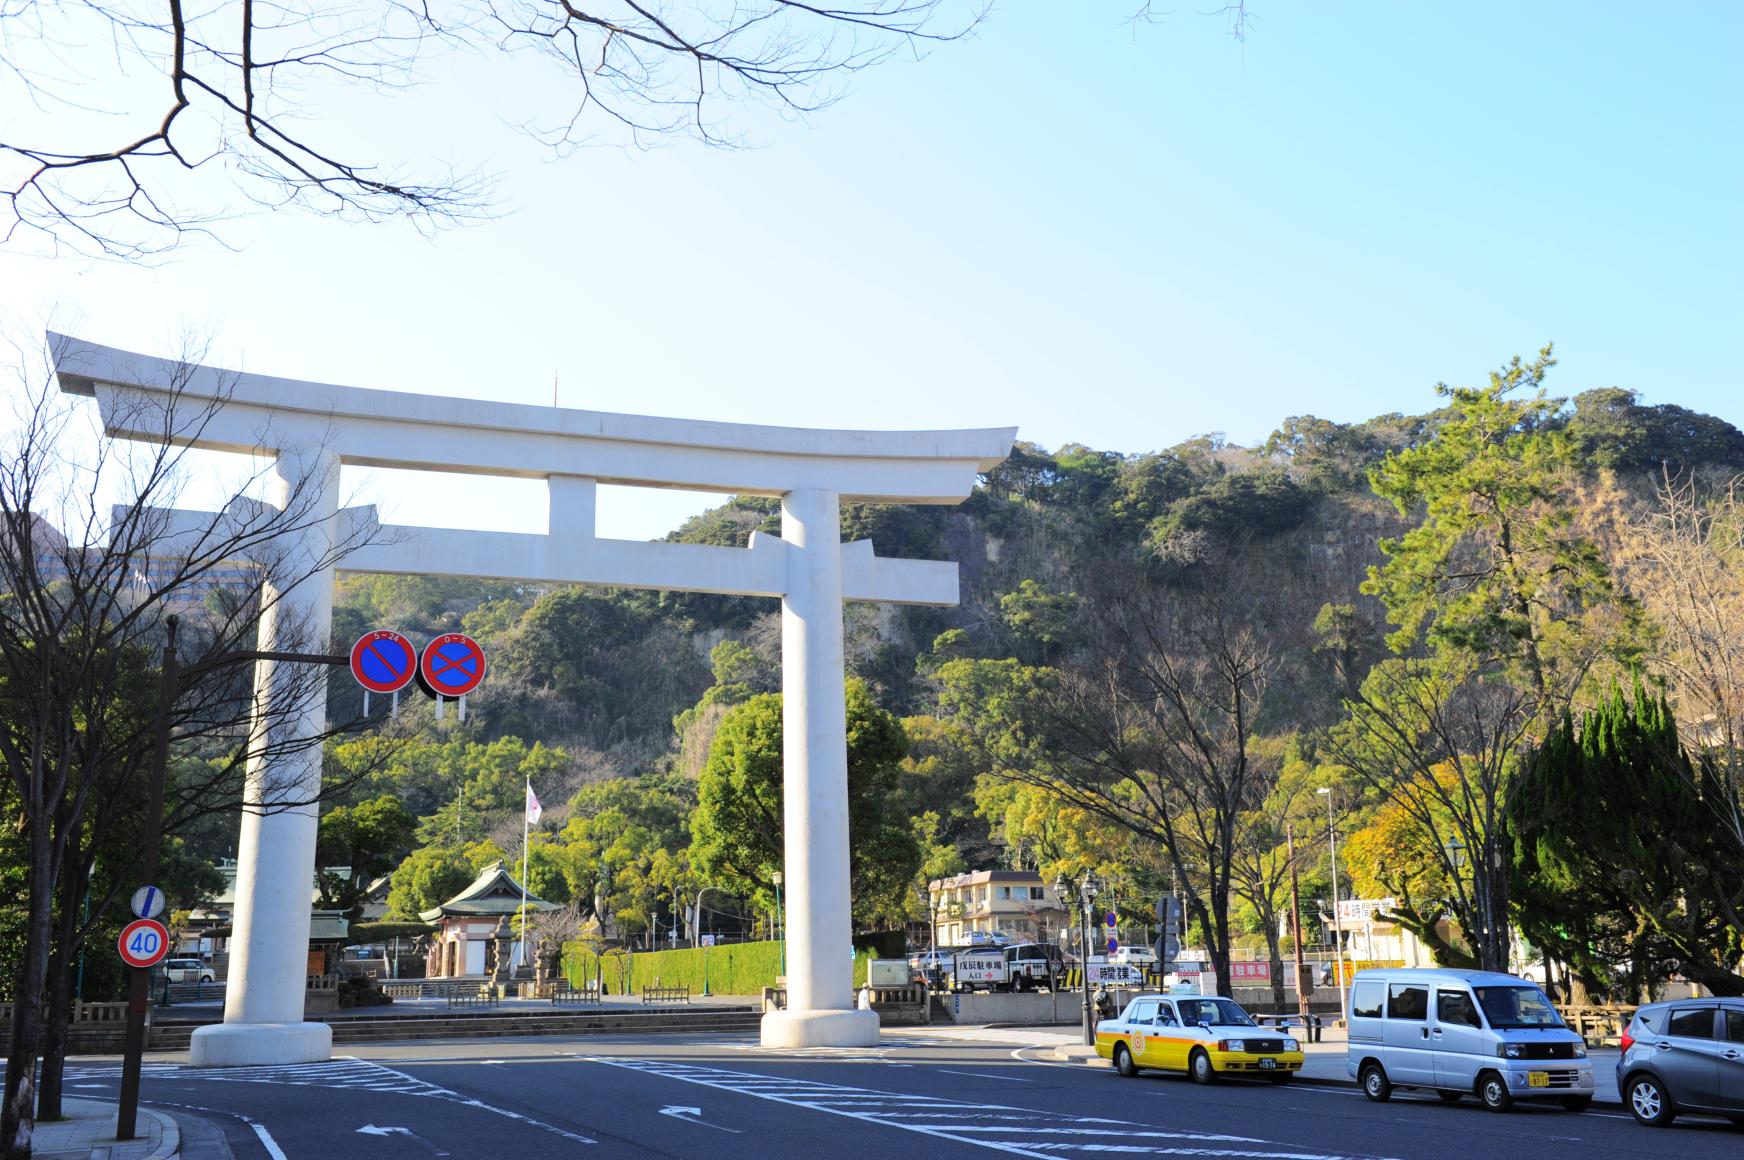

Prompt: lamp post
[
  {"left": 918, "top": 882, "right": 943, "bottom": 992},
  {"left": 1056, "top": 874, "right": 1101, "bottom": 1047},
  {"left": 1316, "top": 787, "right": 1348, "bottom": 1021},
  {"left": 772, "top": 870, "right": 785, "bottom": 979},
  {"left": 696, "top": 887, "right": 718, "bottom": 996}
]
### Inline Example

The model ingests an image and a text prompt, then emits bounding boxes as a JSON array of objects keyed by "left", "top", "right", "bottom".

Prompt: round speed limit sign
[{"left": 117, "top": 918, "right": 170, "bottom": 969}]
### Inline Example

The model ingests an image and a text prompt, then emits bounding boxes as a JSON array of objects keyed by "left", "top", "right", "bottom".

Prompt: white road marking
[
  {"left": 940, "top": 1069, "right": 1035, "bottom": 1082},
  {"left": 581, "top": 1056, "right": 1395, "bottom": 1160},
  {"left": 250, "top": 1122, "right": 289, "bottom": 1160}
]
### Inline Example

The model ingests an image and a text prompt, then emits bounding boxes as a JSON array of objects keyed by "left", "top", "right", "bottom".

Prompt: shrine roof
[{"left": 418, "top": 860, "right": 560, "bottom": 922}]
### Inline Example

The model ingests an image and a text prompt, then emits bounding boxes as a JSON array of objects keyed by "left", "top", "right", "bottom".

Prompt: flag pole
[{"left": 520, "top": 778, "right": 531, "bottom": 968}]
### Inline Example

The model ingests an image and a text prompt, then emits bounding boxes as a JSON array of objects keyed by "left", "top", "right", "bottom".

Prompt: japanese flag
[{"left": 525, "top": 782, "right": 543, "bottom": 827}]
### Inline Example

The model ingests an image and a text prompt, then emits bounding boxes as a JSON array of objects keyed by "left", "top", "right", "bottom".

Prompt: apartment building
[{"left": 926, "top": 870, "right": 1067, "bottom": 948}]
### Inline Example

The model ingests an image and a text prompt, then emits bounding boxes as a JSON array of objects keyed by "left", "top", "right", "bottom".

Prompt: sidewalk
[{"left": 29, "top": 1098, "right": 177, "bottom": 1160}]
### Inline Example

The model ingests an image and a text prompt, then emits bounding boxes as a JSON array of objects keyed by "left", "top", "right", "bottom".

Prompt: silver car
[{"left": 1616, "top": 998, "right": 1744, "bottom": 1127}]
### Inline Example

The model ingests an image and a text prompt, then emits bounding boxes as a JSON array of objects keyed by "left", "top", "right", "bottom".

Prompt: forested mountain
[{"left": 287, "top": 373, "right": 1744, "bottom": 997}]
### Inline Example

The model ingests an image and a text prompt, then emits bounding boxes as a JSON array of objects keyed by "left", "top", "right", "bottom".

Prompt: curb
[
  {"left": 136, "top": 1104, "right": 180, "bottom": 1160},
  {"left": 1036, "top": 1048, "right": 1626, "bottom": 1105},
  {"left": 58, "top": 1098, "right": 181, "bottom": 1160}
]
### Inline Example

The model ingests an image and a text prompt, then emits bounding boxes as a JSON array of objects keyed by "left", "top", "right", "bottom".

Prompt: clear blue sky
[{"left": 3, "top": 4, "right": 1739, "bottom": 540}]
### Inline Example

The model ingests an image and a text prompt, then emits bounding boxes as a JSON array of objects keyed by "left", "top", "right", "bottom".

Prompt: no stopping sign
[{"left": 418, "top": 633, "right": 486, "bottom": 699}]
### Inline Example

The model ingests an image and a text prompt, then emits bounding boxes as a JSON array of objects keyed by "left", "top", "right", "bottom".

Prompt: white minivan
[{"left": 1346, "top": 968, "right": 1594, "bottom": 1112}]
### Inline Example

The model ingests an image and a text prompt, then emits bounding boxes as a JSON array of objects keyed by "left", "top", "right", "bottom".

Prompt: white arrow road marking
[
  {"left": 658, "top": 1104, "right": 743, "bottom": 1133},
  {"left": 357, "top": 1123, "right": 451, "bottom": 1154}
]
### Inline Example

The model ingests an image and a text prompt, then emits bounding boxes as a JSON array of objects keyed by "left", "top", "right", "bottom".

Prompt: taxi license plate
[
  {"left": 1527, "top": 1071, "right": 1550, "bottom": 1088},
  {"left": 1259, "top": 1058, "right": 1277, "bottom": 1070}
]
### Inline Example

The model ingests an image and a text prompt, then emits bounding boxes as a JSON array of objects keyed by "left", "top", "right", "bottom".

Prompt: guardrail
[
  {"left": 1558, "top": 1004, "right": 1634, "bottom": 1046},
  {"left": 0, "top": 1001, "right": 134, "bottom": 1025},
  {"left": 552, "top": 982, "right": 602, "bottom": 1005},
  {"left": 643, "top": 985, "right": 690, "bottom": 1005},
  {"left": 446, "top": 983, "right": 499, "bottom": 1009}
]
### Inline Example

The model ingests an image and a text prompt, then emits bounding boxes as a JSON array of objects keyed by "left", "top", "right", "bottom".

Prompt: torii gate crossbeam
[{"left": 51, "top": 334, "right": 1013, "bottom": 1064}]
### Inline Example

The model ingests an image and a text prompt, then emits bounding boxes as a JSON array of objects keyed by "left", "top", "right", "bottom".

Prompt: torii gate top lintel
[{"left": 50, "top": 333, "right": 1015, "bottom": 505}]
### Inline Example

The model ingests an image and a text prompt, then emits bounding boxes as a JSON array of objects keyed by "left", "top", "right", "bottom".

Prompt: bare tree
[
  {"left": 0, "top": 338, "right": 387, "bottom": 1156},
  {"left": 1, "top": 1, "right": 985, "bottom": 259},
  {"left": 1322, "top": 656, "right": 1536, "bottom": 974},
  {"left": 1620, "top": 471, "right": 1744, "bottom": 832},
  {"left": 942, "top": 556, "right": 1289, "bottom": 995}
]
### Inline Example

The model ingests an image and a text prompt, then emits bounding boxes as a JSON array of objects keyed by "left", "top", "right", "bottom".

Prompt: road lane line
[
  {"left": 940, "top": 1069, "right": 1036, "bottom": 1082},
  {"left": 250, "top": 1122, "right": 289, "bottom": 1160},
  {"left": 355, "top": 1058, "right": 597, "bottom": 1145},
  {"left": 580, "top": 1056, "right": 1395, "bottom": 1160}
]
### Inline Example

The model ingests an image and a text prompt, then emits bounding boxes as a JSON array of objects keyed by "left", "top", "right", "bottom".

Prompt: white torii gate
[{"left": 50, "top": 334, "right": 1013, "bottom": 1065}]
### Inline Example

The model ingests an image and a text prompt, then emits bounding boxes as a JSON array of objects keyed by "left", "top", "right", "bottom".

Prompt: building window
[{"left": 1030, "top": 887, "right": 1045, "bottom": 900}]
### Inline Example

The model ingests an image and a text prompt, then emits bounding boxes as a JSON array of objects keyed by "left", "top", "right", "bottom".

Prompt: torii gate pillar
[{"left": 762, "top": 488, "right": 876, "bottom": 1046}]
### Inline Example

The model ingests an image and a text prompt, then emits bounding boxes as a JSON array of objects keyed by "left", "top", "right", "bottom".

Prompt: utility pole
[{"left": 1287, "top": 824, "right": 1310, "bottom": 1033}]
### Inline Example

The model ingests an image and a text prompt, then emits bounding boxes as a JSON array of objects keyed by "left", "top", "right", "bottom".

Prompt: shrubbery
[{"left": 562, "top": 939, "right": 876, "bottom": 995}]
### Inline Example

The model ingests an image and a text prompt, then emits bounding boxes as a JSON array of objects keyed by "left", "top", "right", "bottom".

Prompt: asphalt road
[{"left": 37, "top": 1030, "right": 1744, "bottom": 1159}]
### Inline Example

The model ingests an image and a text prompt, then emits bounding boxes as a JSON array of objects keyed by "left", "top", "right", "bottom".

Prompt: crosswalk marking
[
  {"left": 580, "top": 1057, "right": 1394, "bottom": 1160},
  {"left": 70, "top": 1057, "right": 596, "bottom": 1145}
]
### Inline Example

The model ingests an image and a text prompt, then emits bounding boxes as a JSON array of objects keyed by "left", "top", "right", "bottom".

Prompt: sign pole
[{"left": 117, "top": 616, "right": 177, "bottom": 1140}]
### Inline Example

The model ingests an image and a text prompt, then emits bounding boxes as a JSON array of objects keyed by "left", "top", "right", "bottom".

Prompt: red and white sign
[
  {"left": 419, "top": 633, "right": 487, "bottom": 698},
  {"left": 1230, "top": 960, "right": 1272, "bottom": 982},
  {"left": 1336, "top": 898, "right": 1398, "bottom": 924},
  {"left": 118, "top": 918, "right": 170, "bottom": 969},
  {"left": 349, "top": 630, "right": 417, "bottom": 694}
]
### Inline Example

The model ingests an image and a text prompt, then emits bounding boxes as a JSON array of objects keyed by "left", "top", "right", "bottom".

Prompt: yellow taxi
[{"left": 1094, "top": 993, "right": 1305, "bottom": 1084}]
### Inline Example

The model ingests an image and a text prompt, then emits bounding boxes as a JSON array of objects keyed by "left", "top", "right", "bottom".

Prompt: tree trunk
[
  {"left": 1261, "top": 913, "right": 1286, "bottom": 1010},
  {"left": 35, "top": 844, "right": 82, "bottom": 1124},
  {"left": 1200, "top": 891, "right": 1233, "bottom": 998},
  {"left": 2, "top": 816, "right": 58, "bottom": 1159}
]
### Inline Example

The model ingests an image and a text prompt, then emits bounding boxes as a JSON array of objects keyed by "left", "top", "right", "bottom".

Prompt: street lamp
[
  {"left": 918, "top": 882, "right": 943, "bottom": 992},
  {"left": 1316, "top": 787, "right": 1349, "bottom": 1022},
  {"left": 694, "top": 886, "right": 720, "bottom": 996},
  {"left": 1056, "top": 873, "right": 1102, "bottom": 1047},
  {"left": 772, "top": 870, "right": 785, "bottom": 978}
]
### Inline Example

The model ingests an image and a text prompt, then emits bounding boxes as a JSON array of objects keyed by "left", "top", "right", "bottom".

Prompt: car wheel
[
  {"left": 1114, "top": 1044, "right": 1139, "bottom": 1079},
  {"left": 1437, "top": 1090, "right": 1463, "bottom": 1103},
  {"left": 1560, "top": 1096, "right": 1592, "bottom": 1113},
  {"left": 1627, "top": 1074, "right": 1676, "bottom": 1127},
  {"left": 1478, "top": 1071, "right": 1514, "bottom": 1113},
  {"left": 1189, "top": 1049, "right": 1217, "bottom": 1085},
  {"left": 1359, "top": 1062, "right": 1391, "bottom": 1103}
]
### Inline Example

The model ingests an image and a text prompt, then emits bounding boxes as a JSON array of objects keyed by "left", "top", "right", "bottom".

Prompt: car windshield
[
  {"left": 1175, "top": 998, "right": 1255, "bottom": 1027},
  {"left": 1474, "top": 985, "right": 1563, "bottom": 1029}
]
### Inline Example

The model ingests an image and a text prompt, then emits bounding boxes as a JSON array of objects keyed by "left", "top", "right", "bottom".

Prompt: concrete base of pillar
[
  {"left": 760, "top": 1008, "right": 881, "bottom": 1048},
  {"left": 189, "top": 1021, "right": 333, "bottom": 1067}
]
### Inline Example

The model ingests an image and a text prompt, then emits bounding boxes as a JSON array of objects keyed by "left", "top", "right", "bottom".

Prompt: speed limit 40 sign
[{"left": 117, "top": 918, "right": 170, "bottom": 969}]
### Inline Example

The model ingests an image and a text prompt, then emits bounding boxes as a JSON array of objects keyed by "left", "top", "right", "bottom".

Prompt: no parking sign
[{"left": 350, "top": 630, "right": 417, "bottom": 717}]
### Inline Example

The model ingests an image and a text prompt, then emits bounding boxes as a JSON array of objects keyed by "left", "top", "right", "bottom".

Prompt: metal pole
[
  {"left": 117, "top": 616, "right": 178, "bottom": 1141},
  {"left": 1325, "top": 793, "right": 1348, "bottom": 1021},
  {"left": 1079, "top": 884, "right": 1095, "bottom": 1047}
]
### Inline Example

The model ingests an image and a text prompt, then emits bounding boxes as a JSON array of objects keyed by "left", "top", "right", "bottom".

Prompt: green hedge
[{"left": 561, "top": 940, "right": 879, "bottom": 996}]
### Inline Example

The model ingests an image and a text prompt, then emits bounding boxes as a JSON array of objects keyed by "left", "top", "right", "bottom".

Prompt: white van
[{"left": 1346, "top": 968, "right": 1594, "bottom": 1112}]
